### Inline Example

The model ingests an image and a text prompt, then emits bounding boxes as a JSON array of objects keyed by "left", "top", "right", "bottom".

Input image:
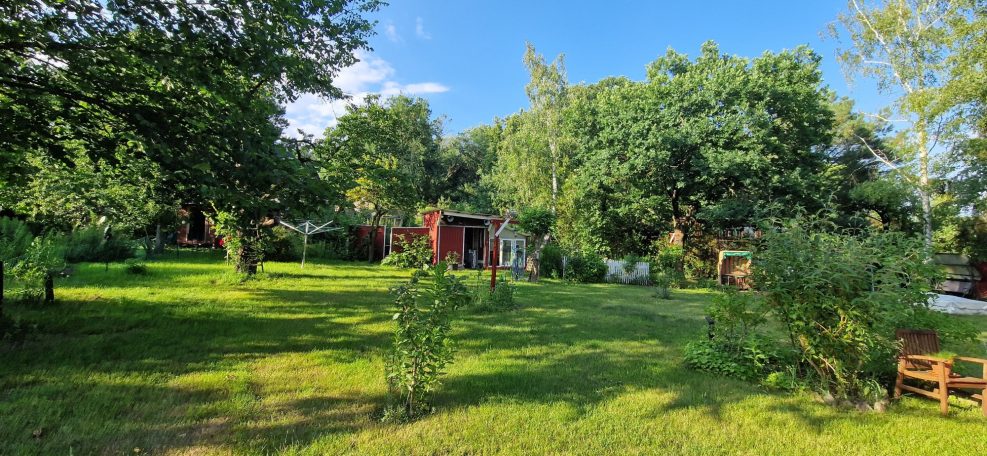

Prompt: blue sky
[{"left": 286, "top": 1, "right": 887, "bottom": 137}]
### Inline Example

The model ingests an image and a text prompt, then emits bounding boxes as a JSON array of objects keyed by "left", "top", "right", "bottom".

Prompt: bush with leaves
[
  {"left": 651, "top": 245, "right": 686, "bottom": 286},
  {"left": 653, "top": 271, "right": 673, "bottom": 300},
  {"left": 753, "top": 214, "right": 967, "bottom": 404},
  {"left": 382, "top": 234, "right": 433, "bottom": 269},
  {"left": 539, "top": 243, "right": 564, "bottom": 278},
  {"left": 0, "top": 217, "right": 34, "bottom": 262},
  {"left": 9, "top": 234, "right": 64, "bottom": 303},
  {"left": 262, "top": 226, "right": 302, "bottom": 261},
  {"left": 385, "top": 262, "right": 469, "bottom": 419},
  {"left": 471, "top": 273, "right": 517, "bottom": 312},
  {"left": 563, "top": 250, "right": 607, "bottom": 283},
  {"left": 63, "top": 226, "right": 135, "bottom": 264},
  {"left": 684, "top": 288, "right": 789, "bottom": 381}
]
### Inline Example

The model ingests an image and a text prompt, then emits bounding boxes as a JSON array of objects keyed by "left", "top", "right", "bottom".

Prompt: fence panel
[{"left": 605, "top": 259, "right": 651, "bottom": 285}]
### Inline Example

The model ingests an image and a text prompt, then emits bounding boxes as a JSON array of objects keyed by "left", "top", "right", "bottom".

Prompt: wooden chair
[{"left": 893, "top": 329, "right": 987, "bottom": 417}]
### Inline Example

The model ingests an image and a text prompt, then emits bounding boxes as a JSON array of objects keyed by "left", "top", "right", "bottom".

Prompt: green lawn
[{"left": 1, "top": 252, "right": 985, "bottom": 455}]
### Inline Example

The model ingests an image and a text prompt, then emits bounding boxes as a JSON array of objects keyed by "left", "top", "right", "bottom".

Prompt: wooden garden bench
[{"left": 893, "top": 329, "right": 987, "bottom": 417}]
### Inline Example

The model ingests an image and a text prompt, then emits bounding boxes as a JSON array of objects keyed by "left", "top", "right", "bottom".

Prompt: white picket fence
[{"left": 605, "top": 259, "right": 651, "bottom": 285}]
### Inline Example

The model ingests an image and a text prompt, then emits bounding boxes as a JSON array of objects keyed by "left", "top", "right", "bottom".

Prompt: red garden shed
[{"left": 358, "top": 209, "right": 524, "bottom": 269}]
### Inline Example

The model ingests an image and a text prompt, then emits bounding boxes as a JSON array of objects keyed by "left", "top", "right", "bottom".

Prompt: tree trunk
[
  {"left": 528, "top": 233, "right": 552, "bottom": 282},
  {"left": 549, "top": 139, "right": 559, "bottom": 214},
  {"left": 1, "top": 261, "right": 5, "bottom": 317},
  {"left": 44, "top": 273, "right": 54, "bottom": 303},
  {"left": 918, "top": 125, "right": 933, "bottom": 253},
  {"left": 367, "top": 212, "right": 382, "bottom": 263},
  {"left": 154, "top": 223, "right": 165, "bottom": 254}
]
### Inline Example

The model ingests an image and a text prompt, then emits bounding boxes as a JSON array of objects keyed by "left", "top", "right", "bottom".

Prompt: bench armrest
[
  {"left": 954, "top": 356, "right": 987, "bottom": 365},
  {"left": 901, "top": 354, "right": 951, "bottom": 364}
]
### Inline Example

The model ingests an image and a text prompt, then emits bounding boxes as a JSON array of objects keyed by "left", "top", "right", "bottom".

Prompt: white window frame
[{"left": 499, "top": 239, "right": 526, "bottom": 267}]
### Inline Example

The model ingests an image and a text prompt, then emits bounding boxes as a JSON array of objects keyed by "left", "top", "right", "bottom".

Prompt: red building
[
  {"left": 356, "top": 209, "right": 525, "bottom": 268},
  {"left": 177, "top": 205, "right": 219, "bottom": 247}
]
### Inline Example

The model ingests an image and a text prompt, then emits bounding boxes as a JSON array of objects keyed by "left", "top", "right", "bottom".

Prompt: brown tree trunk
[
  {"left": 367, "top": 212, "right": 382, "bottom": 263},
  {"left": 153, "top": 223, "right": 165, "bottom": 254},
  {"left": 44, "top": 273, "right": 54, "bottom": 303}
]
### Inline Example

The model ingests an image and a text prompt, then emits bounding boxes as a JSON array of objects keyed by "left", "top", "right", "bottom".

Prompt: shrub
[
  {"left": 9, "top": 234, "right": 63, "bottom": 303},
  {"left": 653, "top": 271, "right": 673, "bottom": 300},
  {"left": 385, "top": 262, "right": 469, "bottom": 419},
  {"left": 563, "top": 251, "right": 606, "bottom": 283},
  {"left": 754, "top": 214, "right": 958, "bottom": 404},
  {"left": 63, "top": 227, "right": 135, "bottom": 264},
  {"left": 125, "top": 261, "right": 149, "bottom": 275},
  {"left": 683, "top": 287, "right": 787, "bottom": 381},
  {"left": 471, "top": 274, "right": 517, "bottom": 312},
  {"left": 540, "top": 243, "right": 564, "bottom": 278},
  {"left": 262, "top": 226, "right": 301, "bottom": 261},
  {"left": 382, "top": 234, "right": 433, "bottom": 269},
  {"left": 0, "top": 217, "right": 34, "bottom": 262},
  {"left": 684, "top": 335, "right": 790, "bottom": 382},
  {"left": 651, "top": 245, "right": 685, "bottom": 285}
]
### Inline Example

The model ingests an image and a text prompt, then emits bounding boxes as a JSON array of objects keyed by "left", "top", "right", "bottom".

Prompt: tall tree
[
  {"left": 563, "top": 42, "right": 833, "bottom": 255},
  {"left": 522, "top": 42, "right": 569, "bottom": 213},
  {"left": 488, "top": 44, "right": 571, "bottom": 213},
  {"left": 832, "top": 0, "right": 975, "bottom": 251},
  {"left": 321, "top": 94, "right": 439, "bottom": 262},
  {"left": 1, "top": 0, "right": 381, "bottom": 270}
]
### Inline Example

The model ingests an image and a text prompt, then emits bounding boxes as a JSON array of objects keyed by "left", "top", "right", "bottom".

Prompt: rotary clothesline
[{"left": 278, "top": 220, "right": 340, "bottom": 268}]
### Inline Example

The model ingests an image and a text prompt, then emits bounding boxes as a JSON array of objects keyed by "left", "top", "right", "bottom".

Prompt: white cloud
[
  {"left": 284, "top": 52, "right": 449, "bottom": 138},
  {"left": 384, "top": 22, "right": 401, "bottom": 43},
  {"left": 415, "top": 17, "right": 431, "bottom": 40}
]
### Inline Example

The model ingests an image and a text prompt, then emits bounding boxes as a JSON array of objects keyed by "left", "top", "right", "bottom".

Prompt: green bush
[
  {"left": 563, "top": 251, "right": 606, "bottom": 283},
  {"left": 471, "top": 274, "right": 517, "bottom": 312},
  {"left": 684, "top": 335, "right": 790, "bottom": 382},
  {"left": 9, "top": 234, "right": 63, "bottom": 303},
  {"left": 540, "top": 243, "right": 564, "bottom": 278},
  {"left": 63, "top": 227, "right": 135, "bottom": 263},
  {"left": 653, "top": 271, "right": 673, "bottom": 300},
  {"left": 125, "top": 261, "right": 149, "bottom": 275},
  {"left": 754, "top": 214, "right": 963, "bottom": 403},
  {"left": 651, "top": 245, "right": 686, "bottom": 285},
  {"left": 381, "top": 234, "right": 433, "bottom": 269},
  {"left": 385, "top": 262, "right": 469, "bottom": 420},
  {"left": 0, "top": 217, "right": 34, "bottom": 262},
  {"left": 262, "top": 226, "right": 301, "bottom": 261}
]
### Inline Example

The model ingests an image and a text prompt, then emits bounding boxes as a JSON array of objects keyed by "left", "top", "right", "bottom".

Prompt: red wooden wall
[{"left": 437, "top": 226, "right": 464, "bottom": 264}]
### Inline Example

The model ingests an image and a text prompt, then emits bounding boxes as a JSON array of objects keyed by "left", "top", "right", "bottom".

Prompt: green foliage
[
  {"left": 651, "top": 245, "right": 685, "bottom": 285},
  {"left": 559, "top": 41, "right": 833, "bottom": 256},
  {"left": 563, "top": 251, "right": 606, "bottom": 283},
  {"left": 386, "top": 262, "right": 469, "bottom": 419},
  {"left": 321, "top": 94, "right": 440, "bottom": 260},
  {"left": 124, "top": 262, "right": 149, "bottom": 276},
  {"left": 539, "top": 243, "right": 564, "bottom": 278},
  {"left": 382, "top": 235, "right": 433, "bottom": 269},
  {"left": 470, "top": 273, "right": 518, "bottom": 313},
  {"left": 0, "top": 217, "right": 34, "bottom": 262},
  {"left": 684, "top": 335, "right": 791, "bottom": 383},
  {"left": 8, "top": 234, "right": 63, "bottom": 303},
  {"left": 621, "top": 253, "right": 644, "bottom": 275},
  {"left": 62, "top": 227, "right": 135, "bottom": 264},
  {"left": 262, "top": 226, "right": 302, "bottom": 262},
  {"left": 705, "top": 288, "right": 770, "bottom": 348},
  {"left": 753, "top": 214, "right": 946, "bottom": 402},
  {"left": 653, "top": 272, "right": 673, "bottom": 300},
  {"left": 517, "top": 207, "right": 556, "bottom": 239}
]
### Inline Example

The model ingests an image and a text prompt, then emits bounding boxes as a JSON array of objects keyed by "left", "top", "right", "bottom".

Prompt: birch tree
[
  {"left": 832, "top": 0, "right": 975, "bottom": 251},
  {"left": 522, "top": 42, "right": 569, "bottom": 214}
]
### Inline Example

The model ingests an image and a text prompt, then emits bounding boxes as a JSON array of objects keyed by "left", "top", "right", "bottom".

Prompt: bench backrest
[{"left": 896, "top": 329, "right": 941, "bottom": 356}]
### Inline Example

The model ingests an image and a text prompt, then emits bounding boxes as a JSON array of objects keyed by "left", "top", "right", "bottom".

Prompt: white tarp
[{"left": 929, "top": 293, "right": 987, "bottom": 315}]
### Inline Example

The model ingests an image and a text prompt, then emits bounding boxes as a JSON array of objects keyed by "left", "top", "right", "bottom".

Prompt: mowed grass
[{"left": 1, "top": 251, "right": 986, "bottom": 455}]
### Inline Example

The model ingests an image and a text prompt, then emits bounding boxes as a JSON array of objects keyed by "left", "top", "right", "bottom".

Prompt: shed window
[{"left": 499, "top": 239, "right": 525, "bottom": 267}]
